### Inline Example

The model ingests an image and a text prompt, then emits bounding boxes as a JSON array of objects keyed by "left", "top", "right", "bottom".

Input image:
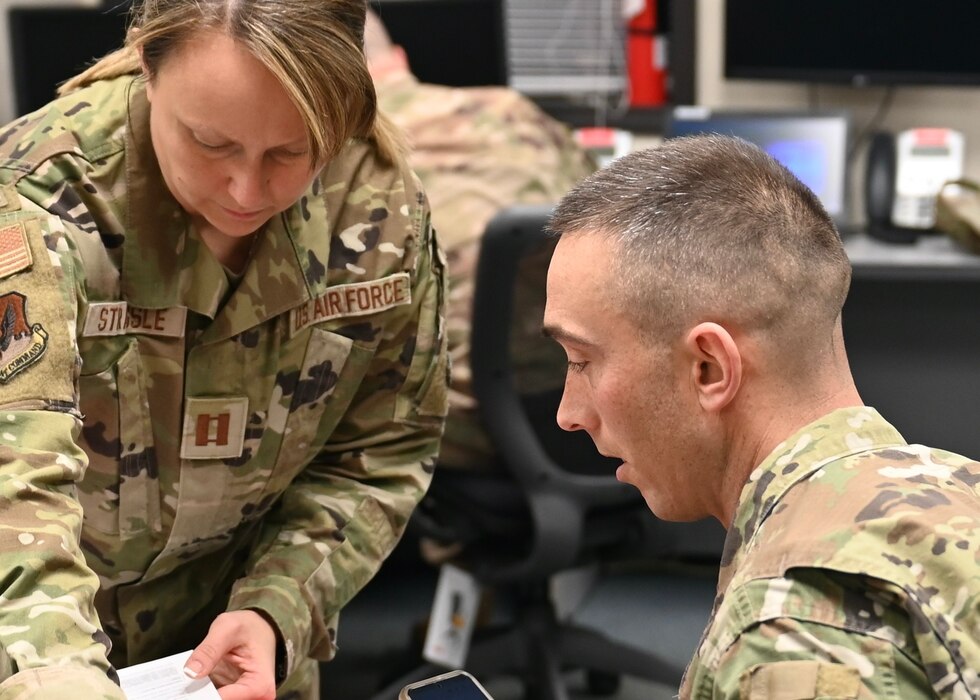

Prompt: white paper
[{"left": 118, "top": 650, "right": 221, "bottom": 700}]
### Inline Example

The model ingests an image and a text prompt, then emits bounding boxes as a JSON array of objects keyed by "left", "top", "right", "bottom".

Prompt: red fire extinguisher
[{"left": 625, "top": 0, "right": 667, "bottom": 106}]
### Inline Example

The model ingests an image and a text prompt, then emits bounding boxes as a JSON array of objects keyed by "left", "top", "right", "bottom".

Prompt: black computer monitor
[
  {"left": 371, "top": 0, "right": 506, "bottom": 88},
  {"left": 725, "top": 0, "right": 980, "bottom": 87},
  {"left": 9, "top": 5, "right": 130, "bottom": 117}
]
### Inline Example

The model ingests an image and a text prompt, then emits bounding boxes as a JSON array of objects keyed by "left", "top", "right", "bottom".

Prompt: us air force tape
[{"left": 290, "top": 272, "right": 411, "bottom": 336}]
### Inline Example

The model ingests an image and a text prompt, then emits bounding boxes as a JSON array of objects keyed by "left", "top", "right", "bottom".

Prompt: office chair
[{"left": 373, "top": 205, "right": 723, "bottom": 700}]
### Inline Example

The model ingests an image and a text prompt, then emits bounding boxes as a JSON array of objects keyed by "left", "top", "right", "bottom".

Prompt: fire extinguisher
[{"left": 624, "top": 0, "right": 667, "bottom": 107}]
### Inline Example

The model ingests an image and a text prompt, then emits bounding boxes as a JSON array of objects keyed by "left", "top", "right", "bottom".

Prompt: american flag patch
[{"left": 0, "top": 223, "right": 32, "bottom": 280}]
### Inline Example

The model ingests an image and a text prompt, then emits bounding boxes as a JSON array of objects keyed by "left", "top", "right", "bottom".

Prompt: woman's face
[{"left": 144, "top": 31, "right": 320, "bottom": 239}]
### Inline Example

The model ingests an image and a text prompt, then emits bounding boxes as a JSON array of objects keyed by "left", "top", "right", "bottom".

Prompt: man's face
[{"left": 544, "top": 234, "right": 712, "bottom": 521}]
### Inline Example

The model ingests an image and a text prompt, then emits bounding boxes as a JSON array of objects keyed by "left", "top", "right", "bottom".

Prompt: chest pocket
[
  {"left": 77, "top": 337, "right": 160, "bottom": 538},
  {"left": 260, "top": 327, "right": 357, "bottom": 495},
  {"left": 169, "top": 326, "right": 359, "bottom": 552}
]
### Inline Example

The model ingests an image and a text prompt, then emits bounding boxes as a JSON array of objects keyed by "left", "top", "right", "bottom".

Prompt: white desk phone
[{"left": 866, "top": 127, "right": 966, "bottom": 241}]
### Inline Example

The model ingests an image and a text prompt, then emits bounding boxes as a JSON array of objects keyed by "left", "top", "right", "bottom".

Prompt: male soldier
[
  {"left": 544, "top": 135, "right": 980, "bottom": 698},
  {"left": 364, "top": 8, "right": 596, "bottom": 472}
]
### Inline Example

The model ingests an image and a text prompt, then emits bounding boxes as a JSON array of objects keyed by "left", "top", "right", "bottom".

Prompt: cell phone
[{"left": 398, "top": 670, "right": 495, "bottom": 700}]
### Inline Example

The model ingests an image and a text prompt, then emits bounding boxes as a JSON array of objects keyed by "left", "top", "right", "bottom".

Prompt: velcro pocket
[{"left": 740, "top": 660, "right": 861, "bottom": 700}]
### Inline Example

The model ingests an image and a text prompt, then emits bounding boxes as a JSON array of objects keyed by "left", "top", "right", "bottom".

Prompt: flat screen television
[{"left": 725, "top": 1, "right": 980, "bottom": 87}]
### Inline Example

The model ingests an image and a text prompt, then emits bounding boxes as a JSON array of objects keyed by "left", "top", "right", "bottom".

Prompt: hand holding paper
[{"left": 183, "top": 610, "right": 278, "bottom": 700}]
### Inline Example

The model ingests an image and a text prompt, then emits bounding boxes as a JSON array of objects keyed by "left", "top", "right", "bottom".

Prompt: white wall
[
  {"left": 697, "top": 0, "right": 980, "bottom": 225},
  {"left": 0, "top": 0, "right": 101, "bottom": 124}
]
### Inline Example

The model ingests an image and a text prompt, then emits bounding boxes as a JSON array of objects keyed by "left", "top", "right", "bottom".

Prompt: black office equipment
[
  {"left": 9, "top": 5, "right": 131, "bottom": 117},
  {"left": 371, "top": 0, "right": 506, "bottom": 88},
  {"left": 725, "top": 1, "right": 980, "bottom": 87}
]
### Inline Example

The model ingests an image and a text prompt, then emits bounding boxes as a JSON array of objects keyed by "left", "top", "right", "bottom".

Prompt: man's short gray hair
[{"left": 548, "top": 134, "right": 852, "bottom": 346}]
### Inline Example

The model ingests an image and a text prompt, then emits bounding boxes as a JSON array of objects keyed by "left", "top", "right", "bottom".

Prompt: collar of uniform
[
  {"left": 122, "top": 79, "right": 314, "bottom": 330},
  {"left": 717, "top": 406, "right": 907, "bottom": 593},
  {"left": 197, "top": 208, "right": 314, "bottom": 343}
]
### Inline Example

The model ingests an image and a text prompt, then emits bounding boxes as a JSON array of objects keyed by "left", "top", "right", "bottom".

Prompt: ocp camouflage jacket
[
  {"left": 0, "top": 75, "right": 448, "bottom": 698},
  {"left": 682, "top": 407, "right": 979, "bottom": 699}
]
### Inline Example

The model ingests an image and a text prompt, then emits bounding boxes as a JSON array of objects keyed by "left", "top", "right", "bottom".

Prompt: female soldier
[{"left": 0, "top": 1, "right": 447, "bottom": 698}]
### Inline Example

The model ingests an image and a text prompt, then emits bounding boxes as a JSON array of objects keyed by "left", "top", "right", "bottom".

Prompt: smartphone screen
[{"left": 403, "top": 672, "right": 493, "bottom": 700}]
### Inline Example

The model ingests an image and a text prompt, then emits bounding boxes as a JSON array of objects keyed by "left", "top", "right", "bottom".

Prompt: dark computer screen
[
  {"left": 725, "top": 0, "right": 980, "bottom": 87},
  {"left": 9, "top": 5, "right": 131, "bottom": 117},
  {"left": 371, "top": 0, "right": 505, "bottom": 87},
  {"left": 664, "top": 109, "right": 851, "bottom": 224},
  {"left": 9, "top": 1, "right": 505, "bottom": 119}
]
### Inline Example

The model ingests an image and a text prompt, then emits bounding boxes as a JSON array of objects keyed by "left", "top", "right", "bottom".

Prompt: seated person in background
[
  {"left": 364, "top": 8, "right": 597, "bottom": 471},
  {"left": 544, "top": 134, "right": 980, "bottom": 699}
]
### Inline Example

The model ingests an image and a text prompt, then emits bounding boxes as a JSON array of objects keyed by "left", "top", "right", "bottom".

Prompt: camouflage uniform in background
[
  {"left": 0, "top": 75, "right": 448, "bottom": 699},
  {"left": 681, "top": 407, "right": 980, "bottom": 699},
  {"left": 375, "top": 68, "right": 596, "bottom": 469}
]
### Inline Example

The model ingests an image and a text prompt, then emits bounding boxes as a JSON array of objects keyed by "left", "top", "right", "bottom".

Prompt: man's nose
[{"left": 556, "top": 380, "right": 591, "bottom": 433}]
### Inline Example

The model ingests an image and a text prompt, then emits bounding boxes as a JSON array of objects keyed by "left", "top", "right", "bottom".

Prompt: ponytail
[
  {"left": 58, "top": 42, "right": 141, "bottom": 96},
  {"left": 370, "top": 109, "right": 408, "bottom": 168}
]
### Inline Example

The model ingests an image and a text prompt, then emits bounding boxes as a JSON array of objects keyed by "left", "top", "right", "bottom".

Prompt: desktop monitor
[
  {"left": 371, "top": 0, "right": 506, "bottom": 88},
  {"left": 664, "top": 108, "right": 851, "bottom": 226},
  {"left": 9, "top": 5, "right": 130, "bottom": 117},
  {"left": 725, "top": 0, "right": 980, "bottom": 87}
]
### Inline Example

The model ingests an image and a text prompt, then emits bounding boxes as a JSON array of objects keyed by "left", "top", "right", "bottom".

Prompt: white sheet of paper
[{"left": 117, "top": 650, "right": 221, "bottom": 700}]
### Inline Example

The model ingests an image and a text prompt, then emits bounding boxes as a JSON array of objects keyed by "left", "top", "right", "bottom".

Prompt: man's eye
[{"left": 567, "top": 361, "right": 588, "bottom": 373}]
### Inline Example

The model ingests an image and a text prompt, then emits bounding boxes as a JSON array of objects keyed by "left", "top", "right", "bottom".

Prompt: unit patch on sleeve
[
  {"left": 290, "top": 272, "right": 412, "bottom": 336},
  {"left": 0, "top": 223, "right": 34, "bottom": 280},
  {"left": 0, "top": 292, "right": 47, "bottom": 383}
]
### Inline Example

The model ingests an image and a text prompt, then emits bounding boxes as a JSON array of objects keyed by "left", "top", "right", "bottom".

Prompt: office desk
[{"left": 841, "top": 231, "right": 980, "bottom": 459}]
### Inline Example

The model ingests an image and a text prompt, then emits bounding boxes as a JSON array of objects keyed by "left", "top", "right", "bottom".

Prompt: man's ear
[{"left": 683, "top": 322, "right": 742, "bottom": 413}]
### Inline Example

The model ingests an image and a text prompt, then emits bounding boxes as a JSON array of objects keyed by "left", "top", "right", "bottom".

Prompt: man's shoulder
[
  {"left": 768, "top": 440, "right": 978, "bottom": 527},
  {"left": 744, "top": 441, "right": 980, "bottom": 575}
]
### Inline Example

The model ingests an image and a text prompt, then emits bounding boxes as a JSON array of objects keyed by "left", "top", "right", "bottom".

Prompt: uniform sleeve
[
  {"left": 704, "top": 574, "right": 934, "bottom": 700},
  {"left": 0, "top": 211, "right": 124, "bottom": 698},
  {"left": 226, "top": 187, "right": 448, "bottom": 675}
]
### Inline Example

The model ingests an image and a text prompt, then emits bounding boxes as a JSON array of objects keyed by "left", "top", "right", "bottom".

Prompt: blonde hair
[{"left": 60, "top": 0, "right": 404, "bottom": 166}]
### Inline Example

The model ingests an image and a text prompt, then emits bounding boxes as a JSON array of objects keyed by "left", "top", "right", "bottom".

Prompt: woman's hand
[{"left": 184, "top": 610, "right": 279, "bottom": 700}]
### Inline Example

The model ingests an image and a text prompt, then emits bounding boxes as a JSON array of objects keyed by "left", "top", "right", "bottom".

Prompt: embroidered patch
[
  {"left": 290, "top": 272, "right": 412, "bottom": 336},
  {"left": 180, "top": 396, "right": 249, "bottom": 460},
  {"left": 0, "top": 292, "right": 47, "bottom": 383},
  {"left": 0, "top": 223, "right": 33, "bottom": 280},
  {"left": 82, "top": 302, "right": 187, "bottom": 338}
]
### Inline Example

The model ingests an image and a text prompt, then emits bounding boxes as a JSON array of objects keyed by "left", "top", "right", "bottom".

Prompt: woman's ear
[{"left": 684, "top": 322, "right": 742, "bottom": 413}]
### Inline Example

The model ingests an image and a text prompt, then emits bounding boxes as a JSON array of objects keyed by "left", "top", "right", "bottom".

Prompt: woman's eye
[
  {"left": 567, "top": 360, "right": 588, "bottom": 373},
  {"left": 192, "top": 133, "right": 228, "bottom": 151},
  {"left": 276, "top": 149, "right": 309, "bottom": 160}
]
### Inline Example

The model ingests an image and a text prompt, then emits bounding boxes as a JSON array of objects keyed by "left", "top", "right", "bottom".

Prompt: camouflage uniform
[
  {"left": 681, "top": 407, "right": 980, "bottom": 699},
  {"left": 375, "top": 69, "right": 595, "bottom": 469},
  {"left": 0, "top": 75, "right": 448, "bottom": 699}
]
